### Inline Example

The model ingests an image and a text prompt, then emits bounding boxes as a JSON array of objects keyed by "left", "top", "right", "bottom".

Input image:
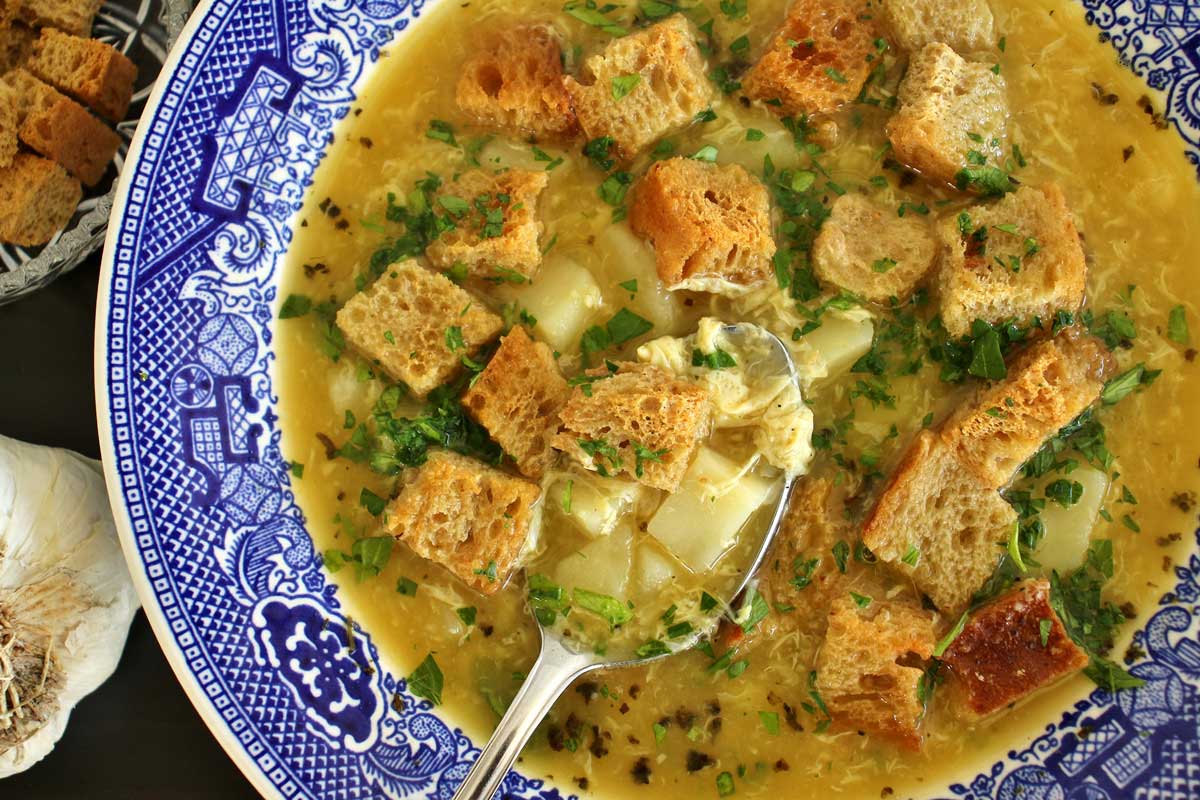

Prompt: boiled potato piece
[
  {"left": 1035, "top": 466, "right": 1110, "bottom": 575},
  {"left": 511, "top": 256, "right": 603, "bottom": 352},
  {"left": 556, "top": 473, "right": 642, "bottom": 539},
  {"left": 554, "top": 523, "right": 633, "bottom": 599},
  {"left": 648, "top": 447, "right": 773, "bottom": 572},
  {"left": 803, "top": 312, "right": 874, "bottom": 378},
  {"left": 633, "top": 540, "right": 685, "bottom": 595},
  {"left": 597, "top": 224, "right": 686, "bottom": 335}
]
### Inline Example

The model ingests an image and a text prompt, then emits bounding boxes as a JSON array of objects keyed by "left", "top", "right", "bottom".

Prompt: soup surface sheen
[{"left": 276, "top": 0, "right": 1200, "bottom": 796}]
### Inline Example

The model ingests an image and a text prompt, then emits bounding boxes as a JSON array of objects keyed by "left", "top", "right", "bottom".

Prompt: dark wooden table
[{"left": 0, "top": 255, "right": 258, "bottom": 798}]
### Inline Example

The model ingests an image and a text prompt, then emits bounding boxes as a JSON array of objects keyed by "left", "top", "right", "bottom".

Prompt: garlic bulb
[{"left": 0, "top": 435, "right": 139, "bottom": 778}]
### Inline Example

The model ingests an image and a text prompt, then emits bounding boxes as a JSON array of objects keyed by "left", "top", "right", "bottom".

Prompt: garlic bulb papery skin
[{"left": 0, "top": 435, "right": 139, "bottom": 778}]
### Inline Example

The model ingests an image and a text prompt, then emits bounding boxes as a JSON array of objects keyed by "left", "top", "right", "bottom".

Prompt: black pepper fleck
[
  {"left": 686, "top": 750, "right": 716, "bottom": 772},
  {"left": 631, "top": 757, "right": 652, "bottom": 784}
]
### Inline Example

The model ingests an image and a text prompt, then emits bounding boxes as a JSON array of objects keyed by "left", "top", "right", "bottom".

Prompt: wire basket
[{"left": 0, "top": 0, "right": 192, "bottom": 305}]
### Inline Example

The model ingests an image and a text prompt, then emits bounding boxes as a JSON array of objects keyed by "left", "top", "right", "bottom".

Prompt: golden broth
[{"left": 274, "top": 0, "right": 1200, "bottom": 796}]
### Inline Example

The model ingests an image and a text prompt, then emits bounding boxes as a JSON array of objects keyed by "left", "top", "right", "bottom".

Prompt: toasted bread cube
[
  {"left": 551, "top": 362, "right": 710, "bottom": 492},
  {"left": 384, "top": 450, "right": 540, "bottom": 594},
  {"left": 462, "top": 326, "right": 570, "bottom": 479},
  {"left": 812, "top": 194, "right": 938, "bottom": 303},
  {"left": 456, "top": 24, "right": 577, "bottom": 141},
  {"left": 881, "top": 0, "right": 996, "bottom": 54},
  {"left": 742, "top": 0, "right": 882, "bottom": 117},
  {"left": 816, "top": 595, "right": 936, "bottom": 750},
  {"left": 758, "top": 478, "right": 877, "bottom": 637},
  {"left": 4, "top": 69, "right": 120, "bottom": 187},
  {"left": 0, "top": 21, "right": 35, "bottom": 72},
  {"left": 28, "top": 28, "right": 137, "bottom": 121},
  {"left": 425, "top": 168, "right": 548, "bottom": 280},
  {"left": 942, "top": 579, "right": 1088, "bottom": 716},
  {"left": 335, "top": 261, "right": 503, "bottom": 397},
  {"left": 0, "top": 152, "right": 80, "bottom": 246},
  {"left": 936, "top": 183, "right": 1087, "bottom": 336},
  {"left": 0, "top": 85, "right": 15, "bottom": 168},
  {"left": 862, "top": 430, "right": 1016, "bottom": 613},
  {"left": 562, "top": 16, "right": 713, "bottom": 159},
  {"left": 942, "top": 330, "right": 1112, "bottom": 488},
  {"left": 628, "top": 158, "right": 775, "bottom": 294},
  {"left": 20, "top": 0, "right": 101, "bottom": 36},
  {"left": 886, "top": 43, "right": 1007, "bottom": 188}
]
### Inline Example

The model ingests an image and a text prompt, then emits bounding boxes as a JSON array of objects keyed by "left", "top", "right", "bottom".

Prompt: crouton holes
[
  {"left": 477, "top": 64, "right": 504, "bottom": 97},
  {"left": 831, "top": 19, "right": 852, "bottom": 40}
]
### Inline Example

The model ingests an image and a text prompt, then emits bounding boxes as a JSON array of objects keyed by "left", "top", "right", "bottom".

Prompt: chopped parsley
[
  {"left": 583, "top": 136, "right": 617, "bottom": 172},
  {"left": 871, "top": 257, "right": 897, "bottom": 273},
  {"left": 573, "top": 588, "right": 633, "bottom": 627},
  {"left": 1045, "top": 479, "right": 1084, "bottom": 508},
  {"left": 832, "top": 540, "right": 850, "bottom": 573},
  {"left": 933, "top": 611, "right": 969, "bottom": 657},
  {"left": 528, "top": 574, "right": 570, "bottom": 625},
  {"left": 474, "top": 560, "right": 498, "bottom": 582},
  {"left": 278, "top": 293, "right": 312, "bottom": 319},
  {"left": 611, "top": 73, "right": 641, "bottom": 100},
  {"left": 954, "top": 165, "right": 1015, "bottom": 196},
  {"left": 579, "top": 437, "right": 623, "bottom": 475},
  {"left": 407, "top": 653, "right": 444, "bottom": 705},
  {"left": 1168, "top": 305, "right": 1190, "bottom": 345},
  {"left": 632, "top": 441, "right": 668, "bottom": 478},
  {"left": 564, "top": 2, "right": 626, "bottom": 36},
  {"left": 691, "top": 347, "right": 738, "bottom": 370},
  {"left": 456, "top": 606, "right": 477, "bottom": 626},
  {"left": 359, "top": 487, "right": 387, "bottom": 516},
  {"left": 1101, "top": 363, "right": 1159, "bottom": 405},
  {"left": 745, "top": 128, "right": 765, "bottom": 141},
  {"left": 396, "top": 576, "right": 418, "bottom": 596}
]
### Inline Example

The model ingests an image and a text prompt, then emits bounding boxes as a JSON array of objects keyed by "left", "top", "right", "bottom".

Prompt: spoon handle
[{"left": 452, "top": 633, "right": 596, "bottom": 800}]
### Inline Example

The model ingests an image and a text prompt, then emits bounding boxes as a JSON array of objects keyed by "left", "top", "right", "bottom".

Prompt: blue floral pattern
[{"left": 96, "top": 0, "right": 1200, "bottom": 797}]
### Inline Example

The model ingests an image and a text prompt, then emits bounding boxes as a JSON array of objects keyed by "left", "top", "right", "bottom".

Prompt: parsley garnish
[
  {"left": 574, "top": 588, "right": 633, "bottom": 627},
  {"left": 396, "top": 576, "right": 418, "bottom": 596},
  {"left": 407, "top": 653, "right": 444, "bottom": 705},
  {"left": 564, "top": 2, "right": 626, "bottom": 36},
  {"left": 611, "top": 73, "right": 641, "bottom": 100},
  {"left": 691, "top": 347, "right": 737, "bottom": 369},
  {"left": 456, "top": 607, "right": 477, "bottom": 626},
  {"left": 279, "top": 293, "right": 312, "bottom": 319}
]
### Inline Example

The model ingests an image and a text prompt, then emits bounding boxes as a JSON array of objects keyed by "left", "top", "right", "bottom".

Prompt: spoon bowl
[{"left": 452, "top": 323, "right": 800, "bottom": 800}]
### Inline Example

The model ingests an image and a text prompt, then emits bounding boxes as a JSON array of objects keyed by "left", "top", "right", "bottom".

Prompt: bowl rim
[{"left": 92, "top": 2, "right": 286, "bottom": 797}]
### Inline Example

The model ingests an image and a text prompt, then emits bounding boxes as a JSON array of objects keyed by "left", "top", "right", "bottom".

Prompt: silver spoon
[{"left": 452, "top": 324, "right": 800, "bottom": 800}]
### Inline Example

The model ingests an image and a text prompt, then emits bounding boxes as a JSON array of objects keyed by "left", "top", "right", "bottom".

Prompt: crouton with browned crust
[
  {"left": 463, "top": 326, "right": 570, "bottom": 479},
  {"left": 562, "top": 16, "right": 712, "bottom": 159},
  {"left": 629, "top": 157, "right": 775, "bottom": 293},
  {"left": 742, "top": 0, "right": 882, "bottom": 117},
  {"left": 816, "top": 594, "right": 937, "bottom": 750},
  {"left": 942, "top": 329, "right": 1112, "bottom": 488},
  {"left": 336, "top": 261, "right": 503, "bottom": 397},
  {"left": 942, "top": 579, "right": 1089, "bottom": 716},
  {"left": 551, "top": 362, "right": 710, "bottom": 492},
  {"left": 425, "top": 168, "right": 549, "bottom": 280},
  {"left": 936, "top": 183, "right": 1087, "bottom": 337},
  {"left": 384, "top": 450, "right": 541, "bottom": 594},
  {"left": 456, "top": 24, "right": 577, "bottom": 141}
]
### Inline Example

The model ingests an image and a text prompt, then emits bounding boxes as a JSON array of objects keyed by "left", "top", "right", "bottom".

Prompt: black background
[{"left": 0, "top": 255, "right": 259, "bottom": 798}]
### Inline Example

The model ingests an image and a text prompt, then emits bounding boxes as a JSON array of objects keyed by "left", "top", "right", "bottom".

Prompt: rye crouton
[
  {"left": 335, "top": 261, "right": 503, "bottom": 397},
  {"left": 456, "top": 24, "right": 577, "bottom": 141},
  {"left": 551, "top": 362, "right": 710, "bottom": 492},
  {"left": 942, "top": 330, "right": 1112, "bottom": 488},
  {"left": 628, "top": 158, "right": 775, "bottom": 293},
  {"left": 815, "top": 595, "right": 936, "bottom": 749},
  {"left": 861, "top": 430, "right": 1016, "bottom": 613},
  {"left": 881, "top": 0, "right": 996, "bottom": 54},
  {"left": 462, "top": 326, "right": 570, "bottom": 479},
  {"left": 942, "top": 579, "right": 1089, "bottom": 716},
  {"left": 936, "top": 183, "right": 1087, "bottom": 336},
  {"left": 424, "top": 168, "right": 548, "bottom": 280},
  {"left": 27, "top": 28, "right": 137, "bottom": 121},
  {"left": 0, "top": 21, "right": 35, "bottom": 72},
  {"left": 757, "top": 477, "right": 887, "bottom": 643},
  {"left": 562, "top": 16, "right": 712, "bottom": 159},
  {"left": 384, "top": 450, "right": 540, "bottom": 594},
  {"left": 0, "top": 85, "right": 15, "bottom": 168},
  {"left": 811, "top": 193, "right": 938, "bottom": 302},
  {"left": 0, "top": 152, "right": 80, "bottom": 245},
  {"left": 741, "top": 0, "right": 882, "bottom": 117},
  {"left": 886, "top": 43, "right": 1007, "bottom": 188},
  {"left": 20, "top": 0, "right": 102, "bottom": 36},
  {"left": 3, "top": 68, "right": 119, "bottom": 186}
]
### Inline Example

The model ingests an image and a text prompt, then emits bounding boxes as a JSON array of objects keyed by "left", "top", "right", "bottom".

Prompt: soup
[{"left": 274, "top": 0, "right": 1200, "bottom": 796}]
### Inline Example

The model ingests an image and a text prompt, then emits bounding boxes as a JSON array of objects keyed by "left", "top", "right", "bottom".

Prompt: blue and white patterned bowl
[{"left": 94, "top": 0, "right": 1200, "bottom": 797}]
